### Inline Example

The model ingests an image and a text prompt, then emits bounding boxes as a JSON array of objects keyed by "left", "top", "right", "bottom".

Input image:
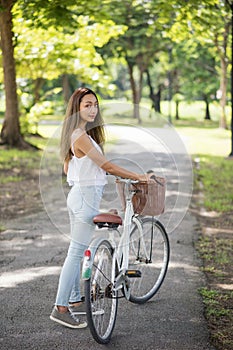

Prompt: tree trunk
[
  {"left": 219, "top": 56, "right": 228, "bottom": 128},
  {"left": 0, "top": 0, "right": 30, "bottom": 148},
  {"left": 154, "top": 86, "right": 162, "bottom": 113},
  {"left": 127, "top": 61, "right": 142, "bottom": 123},
  {"left": 204, "top": 96, "right": 211, "bottom": 120},
  {"left": 175, "top": 101, "right": 179, "bottom": 120},
  {"left": 214, "top": 19, "right": 230, "bottom": 129},
  {"left": 146, "top": 69, "right": 162, "bottom": 113},
  {"left": 33, "top": 77, "right": 45, "bottom": 104},
  {"left": 62, "top": 74, "right": 72, "bottom": 104}
]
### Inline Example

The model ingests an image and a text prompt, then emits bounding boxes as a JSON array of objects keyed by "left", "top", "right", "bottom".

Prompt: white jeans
[{"left": 55, "top": 185, "right": 104, "bottom": 306}]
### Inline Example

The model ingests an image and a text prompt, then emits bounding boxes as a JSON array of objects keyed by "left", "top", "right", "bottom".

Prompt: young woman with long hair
[{"left": 50, "top": 87, "right": 149, "bottom": 329}]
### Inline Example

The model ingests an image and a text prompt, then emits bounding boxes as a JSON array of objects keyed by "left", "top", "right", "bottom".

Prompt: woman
[{"left": 50, "top": 87, "right": 148, "bottom": 329}]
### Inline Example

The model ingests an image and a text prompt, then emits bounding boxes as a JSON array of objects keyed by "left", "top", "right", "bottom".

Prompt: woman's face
[{"left": 79, "top": 93, "right": 98, "bottom": 125}]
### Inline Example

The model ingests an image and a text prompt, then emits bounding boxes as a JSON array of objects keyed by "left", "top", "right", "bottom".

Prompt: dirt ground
[
  {"left": 0, "top": 164, "right": 232, "bottom": 350},
  {"left": 191, "top": 191, "right": 233, "bottom": 350},
  {"left": 0, "top": 168, "right": 42, "bottom": 221}
]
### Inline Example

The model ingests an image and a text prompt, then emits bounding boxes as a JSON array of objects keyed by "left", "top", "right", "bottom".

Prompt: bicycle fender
[{"left": 82, "top": 237, "right": 112, "bottom": 280}]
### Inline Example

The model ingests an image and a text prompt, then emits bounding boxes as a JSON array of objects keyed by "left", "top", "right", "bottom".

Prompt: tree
[
  {"left": 101, "top": 0, "right": 174, "bottom": 123},
  {"left": 172, "top": 40, "right": 218, "bottom": 120},
  {"left": 14, "top": 11, "right": 125, "bottom": 111},
  {"left": 0, "top": 0, "right": 125, "bottom": 147},
  {"left": 146, "top": 69, "right": 163, "bottom": 114},
  {"left": 225, "top": 0, "right": 233, "bottom": 157},
  {"left": 0, "top": 0, "right": 29, "bottom": 148},
  {"left": 0, "top": 0, "right": 76, "bottom": 147},
  {"left": 145, "top": 56, "right": 168, "bottom": 115},
  {"left": 170, "top": 0, "right": 231, "bottom": 129}
]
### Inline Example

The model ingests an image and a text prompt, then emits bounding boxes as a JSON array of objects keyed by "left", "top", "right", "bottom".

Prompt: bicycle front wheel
[
  {"left": 85, "top": 240, "right": 118, "bottom": 344},
  {"left": 128, "top": 217, "right": 170, "bottom": 304}
]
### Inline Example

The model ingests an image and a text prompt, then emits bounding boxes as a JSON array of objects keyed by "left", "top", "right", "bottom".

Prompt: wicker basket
[{"left": 116, "top": 176, "right": 166, "bottom": 216}]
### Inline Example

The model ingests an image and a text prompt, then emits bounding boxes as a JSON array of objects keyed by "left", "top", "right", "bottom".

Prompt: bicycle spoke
[
  {"left": 129, "top": 218, "right": 169, "bottom": 304},
  {"left": 85, "top": 240, "right": 118, "bottom": 344}
]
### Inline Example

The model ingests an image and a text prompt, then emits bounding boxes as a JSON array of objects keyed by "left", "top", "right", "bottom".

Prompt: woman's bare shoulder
[{"left": 71, "top": 128, "right": 88, "bottom": 144}]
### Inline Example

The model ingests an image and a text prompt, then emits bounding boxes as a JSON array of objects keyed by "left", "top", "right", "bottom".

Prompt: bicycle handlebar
[
  {"left": 114, "top": 171, "right": 164, "bottom": 187},
  {"left": 107, "top": 171, "right": 161, "bottom": 185},
  {"left": 115, "top": 177, "right": 140, "bottom": 184}
]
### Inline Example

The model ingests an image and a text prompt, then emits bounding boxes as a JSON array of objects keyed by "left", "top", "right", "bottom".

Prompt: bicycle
[{"left": 82, "top": 175, "right": 170, "bottom": 344}]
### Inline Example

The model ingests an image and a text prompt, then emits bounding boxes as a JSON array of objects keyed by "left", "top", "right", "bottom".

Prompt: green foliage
[
  {"left": 17, "top": 0, "right": 106, "bottom": 30},
  {"left": 99, "top": 0, "right": 176, "bottom": 112},
  {"left": 105, "top": 0, "right": 174, "bottom": 63},
  {"left": 10, "top": 2, "right": 127, "bottom": 133},
  {"left": 20, "top": 100, "right": 62, "bottom": 135},
  {"left": 13, "top": 5, "right": 126, "bottom": 84},
  {"left": 168, "top": 0, "right": 231, "bottom": 127},
  {"left": 171, "top": 41, "right": 219, "bottom": 103},
  {"left": 0, "top": 0, "right": 232, "bottom": 144}
]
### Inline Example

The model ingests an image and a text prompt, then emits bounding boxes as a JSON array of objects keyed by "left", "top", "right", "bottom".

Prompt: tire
[
  {"left": 128, "top": 217, "right": 170, "bottom": 304},
  {"left": 85, "top": 240, "right": 118, "bottom": 344}
]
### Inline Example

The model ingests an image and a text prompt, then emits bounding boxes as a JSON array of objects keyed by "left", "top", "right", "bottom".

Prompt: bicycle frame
[
  {"left": 82, "top": 179, "right": 150, "bottom": 300},
  {"left": 115, "top": 179, "right": 151, "bottom": 273},
  {"left": 116, "top": 179, "right": 135, "bottom": 272},
  {"left": 82, "top": 177, "right": 170, "bottom": 344}
]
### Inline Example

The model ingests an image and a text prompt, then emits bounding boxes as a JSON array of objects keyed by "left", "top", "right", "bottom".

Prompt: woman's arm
[{"left": 72, "top": 132, "right": 148, "bottom": 182}]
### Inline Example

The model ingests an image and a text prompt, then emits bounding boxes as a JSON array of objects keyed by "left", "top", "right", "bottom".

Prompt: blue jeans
[{"left": 55, "top": 185, "right": 104, "bottom": 306}]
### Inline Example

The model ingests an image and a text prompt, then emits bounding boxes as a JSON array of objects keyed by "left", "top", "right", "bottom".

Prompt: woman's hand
[{"left": 137, "top": 173, "right": 154, "bottom": 182}]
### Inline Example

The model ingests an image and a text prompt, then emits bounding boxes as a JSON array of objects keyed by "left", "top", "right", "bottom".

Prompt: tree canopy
[{"left": 0, "top": 0, "right": 232, "bottom": 148}]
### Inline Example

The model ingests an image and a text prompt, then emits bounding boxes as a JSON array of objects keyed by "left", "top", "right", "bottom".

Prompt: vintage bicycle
[{"left": 82, "top": 173, "right": 170, "bottom": 344}]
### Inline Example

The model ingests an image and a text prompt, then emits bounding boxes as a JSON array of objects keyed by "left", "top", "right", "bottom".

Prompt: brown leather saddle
[{"left": 93, "top": 209, "right": 122, "bottom": 229}]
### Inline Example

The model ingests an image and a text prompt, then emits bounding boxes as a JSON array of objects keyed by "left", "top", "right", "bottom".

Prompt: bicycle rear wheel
[
  {"left": 128, "top": 217, "right": 170, "bottom": 304},
  {"left": 84, "top": 240, "right": 118, "bottom": 344}
]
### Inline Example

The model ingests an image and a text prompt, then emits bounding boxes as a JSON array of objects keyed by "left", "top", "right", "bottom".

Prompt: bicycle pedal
[{"left": 125, "top": 269, "right": 141, "bottom": 278}]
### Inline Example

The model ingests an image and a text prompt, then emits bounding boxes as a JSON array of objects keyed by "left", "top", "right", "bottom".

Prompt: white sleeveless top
[{"left": 67, "top": 131, "right": 107, "bottom": 187}]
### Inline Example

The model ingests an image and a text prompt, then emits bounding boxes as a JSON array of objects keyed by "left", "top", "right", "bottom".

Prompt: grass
[
  {"left": 199, "top": 288, "right": 231, "bottom": 318},
  {"left": 0, "top": 136, "right": 46, "bottom": 184},
  {"left": 0, "top": 175, "right": 24, "bottom": 184},
  {"left": 0, "top": 145, "right": 43, "bottom": 183},
  {"left": 199, "top": 287, "right": 233, "bottom": 349},
  {"left": 159, "top": 100, "right": 231, "bottom": 123},
  {"left": 1, "top": 105, "right": 232, "bottom": 212},
  {"left": 175, "top": 127, "right": 231, "bottom": 157},
  {"left": 1, "top": 107, "right": 232, "bottom": 211},
  {"left": 0, "top": 125, "right": 117, "bottom": 188},
  {"left": 195, "top": 156, "right": 233, "bottom": 212},
  {"left": 101, "top": 99, "right": 231, "bottom": 125},
  {"left": 198, "top": 236, "right": 232, "bottom": 267},
  {"left": 99, "top": 99, "right": 232, "bottom": 158},
  {"left": 191, "top": 133, "right": 233, "bottom": 349},
  {"left": 0, "top": 147, "right": 42, "bottom": 168}
]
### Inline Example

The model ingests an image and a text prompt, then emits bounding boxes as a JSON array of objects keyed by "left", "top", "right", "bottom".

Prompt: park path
[{"left": 0, "top": 125, "right": 216, "bottom": 350}]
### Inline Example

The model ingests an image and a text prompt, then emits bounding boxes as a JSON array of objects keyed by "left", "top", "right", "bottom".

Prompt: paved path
[{"left": 0, "top": 126, "right": 216, "bottom": 350}]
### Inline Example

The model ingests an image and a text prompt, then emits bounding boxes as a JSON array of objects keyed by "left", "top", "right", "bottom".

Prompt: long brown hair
[{"left": 60, "top": 87, "right": 105, "bottom": 162}]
